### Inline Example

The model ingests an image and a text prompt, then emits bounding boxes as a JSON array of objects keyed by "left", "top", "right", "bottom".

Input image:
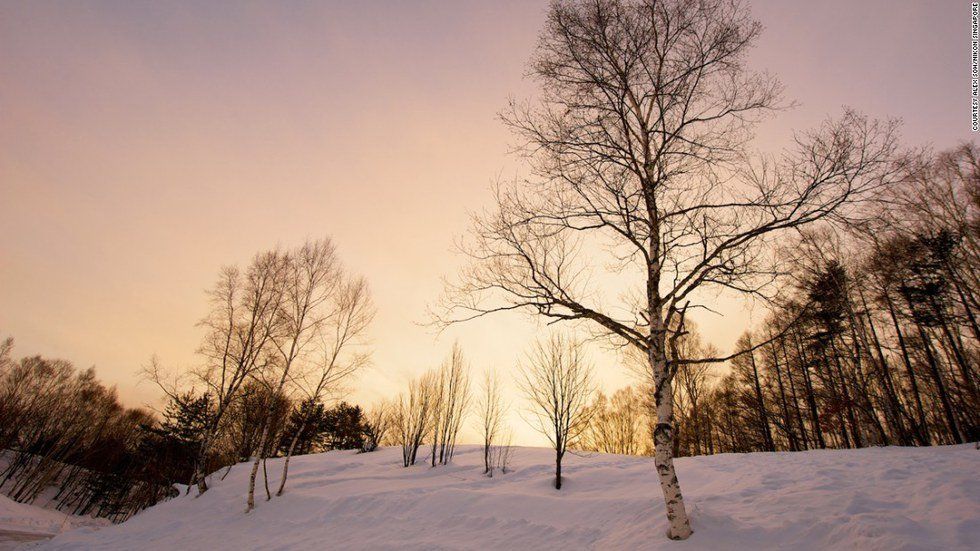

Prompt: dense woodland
[
  {"left": 0, "top": 338, "right": 372, "bottom": 521},
  {"left": 581, "top": 145, "right": 980, "bottom": 457},
  {"left": 0, "top": 238, "right": 377, "bottom": 519}
]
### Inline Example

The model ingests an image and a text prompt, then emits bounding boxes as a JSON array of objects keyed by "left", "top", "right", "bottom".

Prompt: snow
[
  {"left": 0, "top": 453, "right": 110, "bottom": 546},
  {"left": 0, "top": 492, "right": 105, "bottom": 545},
  {"left": 0, "top": 494, "right": 71, "bottom": 537},
  {"left": 37, "top": 444, "right": 979, "bottom": 550}
]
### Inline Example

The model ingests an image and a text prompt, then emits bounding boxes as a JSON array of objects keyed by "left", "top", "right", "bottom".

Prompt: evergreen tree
[{"left": 322, "top": 403, "right": 366, "bottom": 451}]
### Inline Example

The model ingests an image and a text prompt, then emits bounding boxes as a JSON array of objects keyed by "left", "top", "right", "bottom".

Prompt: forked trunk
[
  {"left": 246, "top": 420, "right": 272, "bottom": 512},
  {"left": 276, "top": 419, "right": 306, "bottom": 497}
]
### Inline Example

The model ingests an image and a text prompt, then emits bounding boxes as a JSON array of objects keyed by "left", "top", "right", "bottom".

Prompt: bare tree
[
  {"left": 361, "top": 400, "right": 392, "bottom": 452},
  {"left": 476, "top": 369, "right": 506, "bottom": 475},
  {"left": 275, "top": 276, "right": 373, "bottom": 497},
  {"left": 191, "top": 250, "right": 288, "bottom": 495},
  {"left": 247, "top": 239, "right": 339, "bottom": 512},
  {"left": 518, "top": 335, "right": 596, "bottom": 490},
  {"left": 429, "top": 344, "right": 472, "bottom": 466},
  {"left": 427, "top": 365, "right": 446, "bottom": 467},
  {"left": 489, "top": 429, "right": 514, "bottom": 477},
  {"left": 394, "top": 370, "right": 438, "bottom": 467},
  {"left": 582, "top": 387, "right": 650, "bottom": 456},
  {"left": 1, "top": 341, "right": 177, "bottom": 522},
  {"left": 440, "top": 0, "right": 903, "bottom": 538},
  {"left": 672, "top": 358, "right": 716, "bottom": 457}
]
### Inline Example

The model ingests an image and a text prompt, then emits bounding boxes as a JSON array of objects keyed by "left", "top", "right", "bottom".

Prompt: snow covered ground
[
  {"left": 36, "top": 444, "right": 979, "bottom": 550},
  {"left": 0, "top": 493, "right": 106, "bottom": 550}
]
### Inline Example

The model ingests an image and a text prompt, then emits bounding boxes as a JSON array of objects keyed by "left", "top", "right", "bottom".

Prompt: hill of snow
[
  {"left": 0, "top": 493, "right": 106, "bottom": 549},
  {"left": 37, "top": 444, "right": 979, "bottom": 550}
]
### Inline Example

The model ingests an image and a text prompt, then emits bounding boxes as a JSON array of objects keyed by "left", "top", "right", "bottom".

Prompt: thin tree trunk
[
  {"left": 245, "top": 420, "right": 271, "bottom": 512},
  {"left": 884, "top": 292, "right": 930, "bottom": 444},
  {"left": 276, "top": 418, "right": 307, "bottom": 497},
  {"left": 858, "top": 289, "right": 912, "bottom": 445},
  {"left": 935, "top": 311, "right": 979, "bottom": 407},
  {"left": 779, "top": 336, "right": 808, "bottom": 449},
  {"left": 770, "top": 343, "right": 798, "bottom": 451},
  {"left": 263, "top": 457, "right": 271, "bottom": 501},
  {"left": 554, "top": 449, "right": 562, "bottom": 490},
  {"left": 845, "top": 294, "right": 890, "bottom": 444},
  {"left": 915, "top": 323, "right": 963, "bottom": 443},
  {"left": 748, "top": 348, "right": 775, "bottom": 451},
  {"left": 794, "top": 332, "right": 826, "bottom": 449},
  {"left": 192, "top": 421, "right": 218, "bottom": 495},
  {"left": 829, "top": 338, "right": 862, "bottom": 448},
  {"left": 818, "top": 353, "right": 851, "bottom": 449}
]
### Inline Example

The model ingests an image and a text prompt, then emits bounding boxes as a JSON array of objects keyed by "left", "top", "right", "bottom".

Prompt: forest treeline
[
  {"left": 0, "top": 238, "right": 377, "bottom": 520},
  {"left": 0, "top": 337, "right": 373, "bottom": 521},
  {"left": 0, "top": 342, "right": 168, "bottom": 521},
  {"left": 2, "top": 145, "right": 978, "bottom": 523},
  {"left": 581, "top": 145, "right": 980, "bottom": 457}
]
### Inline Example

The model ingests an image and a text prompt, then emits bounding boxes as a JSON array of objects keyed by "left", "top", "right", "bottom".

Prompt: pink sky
[{"left": 0, "top": 1, "right": 972, "bottom": 442}]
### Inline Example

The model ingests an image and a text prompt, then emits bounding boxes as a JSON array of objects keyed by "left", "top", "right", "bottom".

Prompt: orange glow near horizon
[{"left": 0, "top": 1, "right": 971, "bottom": 445}]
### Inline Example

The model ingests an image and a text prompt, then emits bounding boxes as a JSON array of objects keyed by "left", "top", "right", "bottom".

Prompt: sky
[{"left": 0, "top": 0, "right": 973, "bottom": 444}]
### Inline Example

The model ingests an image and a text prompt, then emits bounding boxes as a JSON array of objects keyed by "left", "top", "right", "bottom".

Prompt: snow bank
[
  {"left": 39, "top": 444, "right": 979, "bottom": 550},
  {"left": 0, "top": 493, "right": 106, "bottom": 539},
  {"left": 0, "top": 453, "right": 111, "bottom": 543}
]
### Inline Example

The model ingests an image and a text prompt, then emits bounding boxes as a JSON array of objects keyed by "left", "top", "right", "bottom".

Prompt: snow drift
[
  {"left": 0, "top": 493, "right": 105, "bottom": 546},
  {"left": 38, "top": 444, "right": 979, "bottom": 550}
]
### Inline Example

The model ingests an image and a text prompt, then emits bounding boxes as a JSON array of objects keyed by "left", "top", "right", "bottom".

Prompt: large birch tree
[{"left": 441, "top": 0, "right": 904, "bottom": 539}]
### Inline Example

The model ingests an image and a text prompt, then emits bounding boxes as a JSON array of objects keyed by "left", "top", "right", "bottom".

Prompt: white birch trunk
[
  {"left": 652, "top": 354, "right": 693, "bottom": 540},
  {"left": 245, "top": 421, "right": 271, "bottom": 512},
  {"left": 192, "top": 425, "right": 216, "bottom": 495},
  {"left": 276, "top": 419, "right": 306, "bottom": 497}
]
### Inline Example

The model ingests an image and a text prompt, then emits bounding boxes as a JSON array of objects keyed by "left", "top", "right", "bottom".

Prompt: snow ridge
[{"left": 39, "top": 444, "right": 980, "bottom": 550}]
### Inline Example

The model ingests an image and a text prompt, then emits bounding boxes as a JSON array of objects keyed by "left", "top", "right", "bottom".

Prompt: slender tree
[
  {"left": 476, "top": 369, "right": 505, "bottom": 475},
  {"left": 429, "top": 345, "right": 472, "bottom": 466},
  {"left": 275, "top": 276, "right": 373, "bottom": 497},
  {"left": 361, "top": 401, "right": 392, "bottom": 453},
  {"left": 518, "top": 335, "right": 596, "bottom": 490},
  {"left": 394, "top": 370, "right": 438, "bottom": 467},
  {"left": 191, "top": 250, "right": 288, "bottom": 495},
  {"left": 247, "top": 239, "right": 339, "bottom": 512}
]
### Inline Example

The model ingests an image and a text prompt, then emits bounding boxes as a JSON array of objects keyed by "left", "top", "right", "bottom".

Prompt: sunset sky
[{"left": 0, "top": 1, "right": 971, "bottom": 444}]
